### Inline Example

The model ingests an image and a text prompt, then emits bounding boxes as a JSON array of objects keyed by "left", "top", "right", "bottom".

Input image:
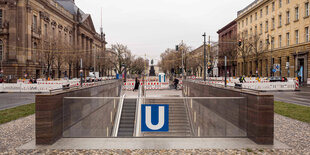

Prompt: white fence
[
  {"left": 123, "top": 82, "right": 170, "bottom": 90},
  {"left": 0, "top": 83, "right": 62, "bottom": 93},
  {"left": 188, "top": 77, "right": 298, "bottom": 91},
  {"left": 0, "top": 77, "right": 116, "bottom": 93}
]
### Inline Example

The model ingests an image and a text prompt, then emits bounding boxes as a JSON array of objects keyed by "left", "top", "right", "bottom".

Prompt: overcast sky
[{"left": 76, "top": 0, "right": 252, "bottom": 61}]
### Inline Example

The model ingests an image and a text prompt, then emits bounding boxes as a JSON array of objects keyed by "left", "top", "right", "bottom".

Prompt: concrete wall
[
  {"left": 35, "top": 80, "right": 122, "bottom": 145},
  {"left": 183, "top": 81, "right": 274, "bottom": 144}
]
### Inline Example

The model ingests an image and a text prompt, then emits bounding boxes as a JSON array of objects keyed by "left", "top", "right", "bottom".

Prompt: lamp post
[
  {"left": 80, "top": 58, "right": 83, "bottom": 87},
  {"left": 203, "top": 33, "right": 207, "bottom": 81}
]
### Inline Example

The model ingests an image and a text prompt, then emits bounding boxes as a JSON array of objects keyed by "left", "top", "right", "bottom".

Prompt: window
[
  {"left": 44, "top": 24, "right": 48, "bottom": 36},
  {"left": 260, "top": 41, "right": 263, "bottom": 50},
  {"left": 286, "top": 32, "right": 290, "bottom": 46},
  {"left": 272, "top": 18, "right": 275, "bottom": 29},
  {"left": 255, "top": 25, "right": 258, "bottom": 34},
  {"left": 306, "top": 27, "right": 309, "bottom": 42},
  {"left": 306, "top": 2, "right": 309, "bottom": 17},
  {"left": 250, "top": 15, "right": 252, "bottom": 23},
  {"left": 0, "top": 9, "right": 2, "bottom": 27},
  {"left": 255, "top": 12, "right": 258, "bottom": 20},
  {"left": 266, "top": 6, "right": 269, "bottom": 15},
  {"left": 0, "top": 40, "right": 3, "bottom": 61},
  {"left": 295, "top": 30, "right": 299, "bottom": 44},
  {"left": 59, "top": 31, "right": 61, "bottom": 39},
  {"left": 279, "top": 0, "right": 282, "bottom": 8},
  {"left": 242, "top": 20, "right": 244, "bottom": 27},
  {"left": 295, "top": 7, "right": 299, "bottom": 20},
  {"left": 265, "top": 20, "right": 269, "bottom": 32},
  {"left": 279, "top": 35, "right": 282, "bottom": 47},
  {"left": 33, "top": 42, "right": 37, "bottom": 62},
  {"left": 279, "top": 15, "right": 282, "bottom": 27},
  {"left": 246, "top": 18, "right": 248, "bottom": 25},
  {"left": 52, "top": 28, "right": 55, "bottom": 38},
  {"left": 260, "top": 23, "right": 263, "bottom": 34},
  {"left": 272, "top": 2, "right": 275, "bottom": 11},
  {"left": 286, "top": 11, "right": 290, "bottom": 24},
  {"left": 271, "top": 37, "right": 275, "bottom": 49},
  {"left": 260, "top": 9, "right": 263, "bottom": 18},
  {"left": 287, "top": 0, "right": 290, "bottom": 4},
  {"left": 32, "top": 15, "right": 37, "bottom": 28}
]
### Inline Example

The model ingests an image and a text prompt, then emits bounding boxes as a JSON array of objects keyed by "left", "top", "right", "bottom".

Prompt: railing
[
  {"left": 111, "top": 94, "right": 125, "bottom": 137},
  {"left": 134, "top": 85, "right": 143, "bottom": 137}
]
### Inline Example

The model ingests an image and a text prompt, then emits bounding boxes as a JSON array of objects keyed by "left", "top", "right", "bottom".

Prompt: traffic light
[
  {"left": 238, "top": 40, "right": 242, "bottom": 46},
  {"left": 176, "top": 45, "right": 179, "bottom": 51}
]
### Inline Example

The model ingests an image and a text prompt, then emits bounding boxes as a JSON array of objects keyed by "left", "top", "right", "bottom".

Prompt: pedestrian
[
  {"left": 133, "top": 77, "right": 140, "bottom": 91},
  {"left": 173, "top": 78, "right": 179, "bottom": 90}
]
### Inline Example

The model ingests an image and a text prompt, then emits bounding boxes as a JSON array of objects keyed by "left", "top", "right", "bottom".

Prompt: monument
[{"left": 149, "top": 59, "right": 156, "bottom": 76}]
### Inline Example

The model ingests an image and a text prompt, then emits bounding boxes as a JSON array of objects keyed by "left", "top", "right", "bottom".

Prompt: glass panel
[{"left": 63, "top": 97, "right": 247, "bottom": 138}]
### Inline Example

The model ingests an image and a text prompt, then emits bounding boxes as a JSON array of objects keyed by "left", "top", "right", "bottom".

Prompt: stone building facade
[
  {"left": 189, "top": 43, "right": 218, "bottom": 77},
  {"left": 217, "top": 20, "right": 238, "bottom": 77},
  {"left": 0, "top": 0, "right": 107, "bottom": 80},
  {"left": 236, "top": 0, "right": 310, "bottom": 83}
]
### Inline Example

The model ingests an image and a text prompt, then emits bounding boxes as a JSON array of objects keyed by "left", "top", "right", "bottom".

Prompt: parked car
[{"left": 269, "top": 77, "right": 288, "bottom": 82}]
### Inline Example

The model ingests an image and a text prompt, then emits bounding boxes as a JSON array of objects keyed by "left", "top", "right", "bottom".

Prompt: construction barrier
[{"left": 122, "top": 82, "right": 170, "bottom": 90}]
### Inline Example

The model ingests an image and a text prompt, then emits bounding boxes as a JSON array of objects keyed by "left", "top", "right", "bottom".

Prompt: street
[
  {"left": 268, "top": 85, "right": 310, "bottom": 107},
  {"left": 0, "top": 93, "right": 37, "bottom": 110}
]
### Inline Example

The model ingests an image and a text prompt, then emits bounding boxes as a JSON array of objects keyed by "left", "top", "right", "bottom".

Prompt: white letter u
[{"left": 145, "top": 106, "right": 165, "bottom": 130}]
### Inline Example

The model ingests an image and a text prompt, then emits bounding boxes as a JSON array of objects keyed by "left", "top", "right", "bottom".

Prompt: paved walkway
[
  {"left": 19, "top": 138, "right": 288, "bottom": 150},
  {"left": 0, "top": 93, "right": 37, "bottom": 110}
]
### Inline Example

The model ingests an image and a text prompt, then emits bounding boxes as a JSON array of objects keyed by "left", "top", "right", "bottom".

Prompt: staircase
[
  {"left": 117, "top": 99, "right": 137, "bottom": 137},
  {"left": 142, "top": 99, "right": 192, "bottom": 137}
]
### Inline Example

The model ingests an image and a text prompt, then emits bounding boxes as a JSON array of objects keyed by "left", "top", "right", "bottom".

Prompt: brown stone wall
[
  {"left": 0, "top": 0, "right": 107, "bottom": 80},
  {"left": 183, "top": 81, "right": 274, "bottom": 144},
  {"left": 35, "top": 80, "right": 122, "bottom": 145}
]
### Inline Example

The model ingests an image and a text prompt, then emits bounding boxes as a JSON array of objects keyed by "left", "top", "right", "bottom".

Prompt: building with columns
[
  {"left": 0, "top": 0, "right": 107, "bottom": 81},
  {"left": 236, "top": 0, "right": 309, "bottom": 84}
]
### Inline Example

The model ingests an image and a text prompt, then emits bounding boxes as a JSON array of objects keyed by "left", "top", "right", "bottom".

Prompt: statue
[{"left": 149, "top": 59, "right": 156, "bottom": 76}]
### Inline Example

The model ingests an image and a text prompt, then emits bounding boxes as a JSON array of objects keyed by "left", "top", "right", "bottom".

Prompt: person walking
[
  {"left": 133, "top": 77, "right": 140, "bottom": 91},
  {"left": 173, "top": 78, "right": 179, "bottom": 90}
]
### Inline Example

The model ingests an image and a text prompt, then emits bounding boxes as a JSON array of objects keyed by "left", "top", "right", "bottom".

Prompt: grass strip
[
  {"left": 274, "top": 101, "right": 310, "bottom": 123},
  {"left": 0, "top": 103, "right": 35, "bottom": 124}
]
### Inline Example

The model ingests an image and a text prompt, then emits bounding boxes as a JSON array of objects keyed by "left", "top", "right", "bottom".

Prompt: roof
[{"left": 56, "top": 0, "right": 85, "bottom": 16}]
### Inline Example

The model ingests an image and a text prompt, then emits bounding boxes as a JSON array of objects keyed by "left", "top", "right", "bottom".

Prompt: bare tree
[
  {"left": 110, "top": 43, "right": 133, "bottom": 74},
  {"left": 130, "top": 57, "right": 148, "bottom": 75},
  {"left": 238, "top": 34, "right": 252, "bottom": 76},
  {"left": 248, "top": 33, "right": 264, "bottom": 75},
  {"left": 42, "top": 41, "right": 56, "bottom": 79}
]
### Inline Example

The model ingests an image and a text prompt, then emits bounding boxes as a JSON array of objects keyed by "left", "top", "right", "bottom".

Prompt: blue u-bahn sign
[{"left": 141, "top": 104, "right": 169, "bottom": 132}]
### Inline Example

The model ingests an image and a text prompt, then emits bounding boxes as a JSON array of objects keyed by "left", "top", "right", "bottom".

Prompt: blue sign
[
  {"left": 272, "top": 69, "right": 276, "bottom": 73},
  {"left": 141, "top": 104, "right": 169, "bottom": 132}
]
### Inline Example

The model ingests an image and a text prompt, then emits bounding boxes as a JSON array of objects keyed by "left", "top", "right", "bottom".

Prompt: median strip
[
  {"left": 274, "top": 101, "right": 310, "bottom": 123},
  {"left": 0, "top": 103, "right": 35, "bottom": 125}
]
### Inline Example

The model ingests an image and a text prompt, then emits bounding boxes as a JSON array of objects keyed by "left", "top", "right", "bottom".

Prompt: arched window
[{"left": 0, "top": 40, "right": 3, "bottom": 62}]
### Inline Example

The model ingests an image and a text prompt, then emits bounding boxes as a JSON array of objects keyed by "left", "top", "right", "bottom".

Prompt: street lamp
[
  {"left": 267, "top": 34, "right": 273, "bottom": 77},
  {"left": 122, "top": 63, "right": 127, "bottom": 82},
  {"left": 80, "top": 58, "right": 83, "bottom": 87},
  {"left": 203, "top": 33, "right": 207, "bottom": 81}
]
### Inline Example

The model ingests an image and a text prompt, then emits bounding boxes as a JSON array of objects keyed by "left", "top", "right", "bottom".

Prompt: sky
[{"left": 76, "top": 0, "right": 253, "bottom": 61}]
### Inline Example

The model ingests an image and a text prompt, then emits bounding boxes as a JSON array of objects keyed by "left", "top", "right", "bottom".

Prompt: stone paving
[{"left": 0, "top": 113, "right": 309, "bottom": 154}]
